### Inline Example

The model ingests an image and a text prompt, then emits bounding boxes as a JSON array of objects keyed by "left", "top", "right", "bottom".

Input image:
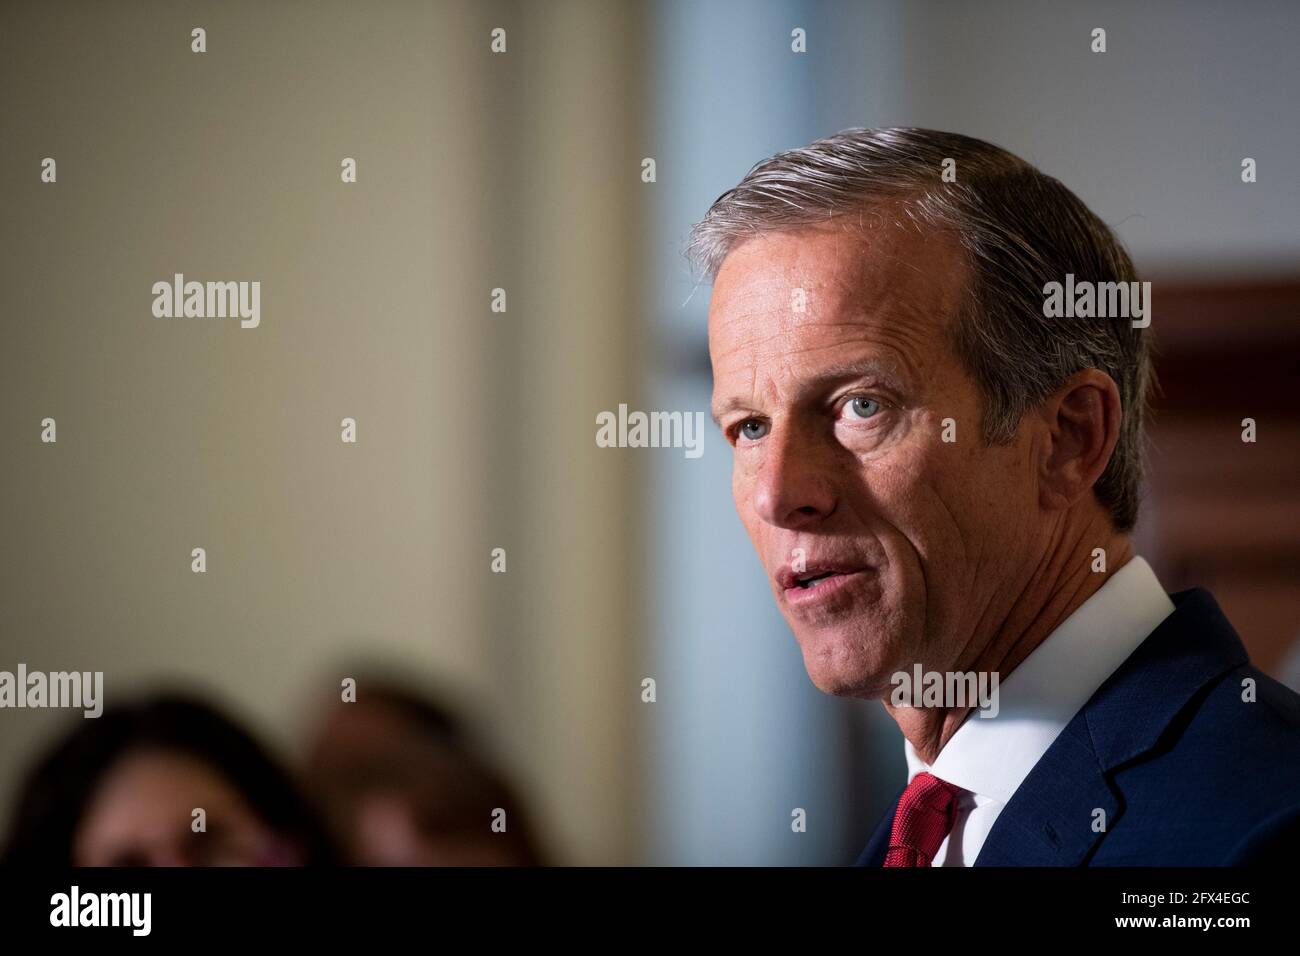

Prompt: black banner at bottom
[{"left": 0, "top": 866, "right": 1274, "bottom": 942}]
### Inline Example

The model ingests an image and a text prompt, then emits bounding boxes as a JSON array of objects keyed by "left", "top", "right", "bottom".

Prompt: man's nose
[{"left": 751, "top": 426, "right": 837, "bottom": 529}]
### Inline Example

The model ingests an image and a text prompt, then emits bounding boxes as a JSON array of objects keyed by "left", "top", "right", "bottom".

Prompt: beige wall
[{"left": 0, "top": 0, "right": 645, "bottom": 864}]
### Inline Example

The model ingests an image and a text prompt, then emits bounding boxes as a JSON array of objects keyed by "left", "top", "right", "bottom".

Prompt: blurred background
[{"left": 1, "top": 0, "right": 1297, "bottom": 865}]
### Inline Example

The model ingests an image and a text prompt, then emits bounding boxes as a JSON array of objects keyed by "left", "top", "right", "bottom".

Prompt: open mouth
[
  {"left": 780, "top": 567, "right": 870, "bottom": 607},
  {"left": 794, "top": 571, "right": 838, "bottom": 589},
  {"left": 774, "top": 564, "right": 878, "bottom": 608},
  {"left": 776, "top": 564, "right": 867, "bottom": 599}
]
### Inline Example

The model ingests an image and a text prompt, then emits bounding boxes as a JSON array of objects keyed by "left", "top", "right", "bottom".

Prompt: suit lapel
[
  {"left": 854, "top": 788, "right": 902, "bottom": 866},
  {"left": 972, "top": 716, "right": 1119, "bottom": 865},
  {"left": 974, "top": 588, "right": 1247, "bottom": 865},
  {"left": 852, "top": 589, "right": 1249, "bottom": 866}
]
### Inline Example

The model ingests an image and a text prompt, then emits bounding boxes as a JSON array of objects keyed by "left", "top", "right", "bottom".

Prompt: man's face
[{"left": 708, "top": 218, "right": 1037, "bottom": 698}]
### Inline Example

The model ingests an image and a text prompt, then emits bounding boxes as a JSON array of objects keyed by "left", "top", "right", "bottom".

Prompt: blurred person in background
[
  {"left": 301, "top": 676, "right": 543, "bottom": 866},
  {"left": 1, "top": 693, "right": 336, "bottom": 866}
]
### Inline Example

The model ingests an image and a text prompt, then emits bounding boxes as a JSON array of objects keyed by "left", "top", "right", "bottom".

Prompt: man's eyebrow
[
  {"left": 806, "top": 358, "right": 906, "bottom": 389},
  {"left": 710, "top": 358, "right": 906, "bottom": 426},
  {"left": 710, "top": 396, "right": 752, "bottom": 427}
]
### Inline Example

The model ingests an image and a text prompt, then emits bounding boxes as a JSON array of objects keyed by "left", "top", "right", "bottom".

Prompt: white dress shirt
[{"left": 902, "top": 556, "right": 1175, "bottom": 866}]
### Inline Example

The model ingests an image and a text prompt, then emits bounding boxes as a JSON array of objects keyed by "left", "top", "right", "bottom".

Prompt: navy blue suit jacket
[{"left": 854, "top": 588, "right": 1300, "bottom": 866}]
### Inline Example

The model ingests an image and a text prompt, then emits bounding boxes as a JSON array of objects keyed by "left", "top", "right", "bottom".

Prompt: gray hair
[{"left": 688, "top": 127, "right": 1151, "bottom": 531}]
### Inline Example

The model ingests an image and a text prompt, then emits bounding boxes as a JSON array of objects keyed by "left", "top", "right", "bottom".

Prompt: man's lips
[{"left": 776, "top": 564, "right": 872, "bottom": 605}]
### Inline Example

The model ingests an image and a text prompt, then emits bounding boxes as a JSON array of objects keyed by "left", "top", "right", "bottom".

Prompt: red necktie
[{"left": 883, "top": 772, "right": 962, "bottom": 867}]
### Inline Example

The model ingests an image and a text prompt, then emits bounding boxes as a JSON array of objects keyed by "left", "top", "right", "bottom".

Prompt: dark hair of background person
[
  {"left": 370, "top": 679, "right": 547, "bottom": 866},
  {"left": 0, "top": 692, "right": 337, "bottom": 866},
  {"left": 303, "top": 673, "right": 546, "bottom": 866}
]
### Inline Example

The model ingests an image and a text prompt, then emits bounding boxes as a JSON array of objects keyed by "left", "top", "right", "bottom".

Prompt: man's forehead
[
  {"left": 708, "top": 222, "right": 964, "bottom": 329},
  {"left": 712, "top": 226, "right": 874, "bottom": 305}
]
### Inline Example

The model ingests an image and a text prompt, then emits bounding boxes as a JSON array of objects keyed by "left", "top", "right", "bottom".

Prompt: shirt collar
[{"left": 904, "top": 556, "right": 1175, "bottom": 805}]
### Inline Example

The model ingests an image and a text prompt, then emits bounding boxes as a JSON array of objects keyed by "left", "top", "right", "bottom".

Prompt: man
[{"left": 690, "top": 128, "right": 1300, "bottom": 866}]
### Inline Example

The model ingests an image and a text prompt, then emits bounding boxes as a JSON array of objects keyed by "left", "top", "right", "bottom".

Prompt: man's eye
[
  {"left": 739, "top": 419, "right": 769, "bottom": 441},
  {"left": 844, "top": 396, "right": 882, "bottom": 420}
]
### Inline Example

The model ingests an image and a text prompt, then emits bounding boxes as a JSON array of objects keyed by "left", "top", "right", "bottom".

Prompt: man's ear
[{"left": 1037, "top": 368, "right": 1123, "bottom": 514}]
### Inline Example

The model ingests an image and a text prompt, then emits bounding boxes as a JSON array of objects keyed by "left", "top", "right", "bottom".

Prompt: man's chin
[{"left": 796, "top": 631, "right": 897, "bottom": 700}]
